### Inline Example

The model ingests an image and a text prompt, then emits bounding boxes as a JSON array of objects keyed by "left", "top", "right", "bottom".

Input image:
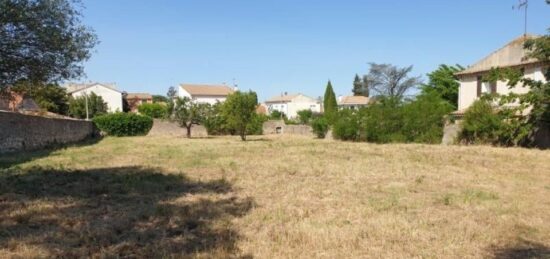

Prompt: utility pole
[
  {"left": 513, "top": 0, "right": 528, "bottom": 37},
  {"left": 85, "top": 93, "right": 89, "bottom": 120}
]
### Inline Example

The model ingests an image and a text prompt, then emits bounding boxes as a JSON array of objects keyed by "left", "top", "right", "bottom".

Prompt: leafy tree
[
  {"left": 311, "top": 117, "right": 329, "bottom": 138},
  {"left": 203, "top": 102, "right": 232, "bottom": 135},
  {"left": 269, "top": 110, "right": 286, "bottom": 120},
  {"left": 402, "top": 92, "right": 453, "bottom": 143},
  {"left": 323, "top": 80, "right": 338, "bottom": 123},
  {"left": 363, "top": 63, "right": 422, "bottom": 99},
  {"left": 166, "top": 86, "right": 177, "bottom": 99},
  {"left": 173, "top": 97, "right": 209, "bottom": 138},
  {"left": 12, "top": 81, "right": 69, "bottom": 115},
  {"left": 420, "top": 64, "right": 464, "bottom": 109},
  {"left": 459, "top": 98, "right": 504, "bottom": 145},
  {"left": 152, "top": 95, "right": 169, "bottom": 103},
  {"left": 221, "top": 91, "right": 258, "bottom": 141},
  {"left": 138, "top": 103, "right": 168, "bottom": 119},
  {"left": 332, "top": 109, "right": 360, "bottom": 141},
  {"left": 296, "top": 109, "right": 313, "bottom": 124},
  {"left": 68, "top": 92, "right": 107, "bottom": 119},
  {"left": 352, "top": 74, "right": 369, "bottom": 97},
  {"left": 0, "top": 0, "right": 98, "bottom": 87},
  {"left": 361, "top": 97, "right": 405, "bottom": 143}
]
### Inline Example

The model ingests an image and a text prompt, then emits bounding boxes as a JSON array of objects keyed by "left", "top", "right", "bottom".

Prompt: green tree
[
  {"left": 323, "top": 80, "right": 338, "bottom": 124},
  {"left": 0, "top": 0, "right": 98, "bottom": 87},
  {"left": 138, "top": 103, "right": 168, "bottom": 119},
  {"left": 166, "top": 86, "right": 177, "bottom": 99},
  {"left": 363, "top": 63, "right": 422, "bottom": 99},
  {"left": 420, "top": 64, "right": 464, "bottom": 109},
  {"left": 352, "top": 74, "right": 369, "bottom": 97},
  {"left": 221, "top": 91, "right": 258, "bottom": 141},
  {"left": 152, "top": 95, "right": 169, "bottom": 103},
  {"left": 402, "top": 92, "right": 453, "bottom": 143},
  {"left": 12, "top": 81, "right": 69, "bottom": 115},
  {"left": 173, "top": 97, "right": 209, "bottom": 138},
  {"left": 68, "top": 92, "right": 107, "bottom": 119},
  {"left": 296, "top": 109, "right": 313, "bottom": 124}
]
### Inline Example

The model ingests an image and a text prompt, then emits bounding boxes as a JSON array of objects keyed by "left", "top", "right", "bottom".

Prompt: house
[
  {"left": 125, "top": 93, "right": 153, "bottom": 113},
  {"left": 178, "top": 83, "right": 235, "bottom": 105},
  {"left": 265, "top": 93, "right": 321, "bottom": 119},
  {"left": 66, "top": 83, "right": 123, "bottom": 113},
  {"left": 454, "top": 34, "right": 548, "bottom": 115},
  {"left": 338, "top": 95, "right": 370, "bottom": 110}
]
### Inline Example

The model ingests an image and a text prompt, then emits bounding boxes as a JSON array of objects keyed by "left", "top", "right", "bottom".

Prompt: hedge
[{"left": 93, "top": 113, "right": 153, "bottom": 136}]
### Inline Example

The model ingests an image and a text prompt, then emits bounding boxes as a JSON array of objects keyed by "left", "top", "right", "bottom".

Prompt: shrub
[
  {"left": 361, "top": 97, "right": 406, "bottom": 143},
  {"left": 459, "top": 99, "right": 503, "bottom": 144},
  {"left": 93, "top": 113, "right": 153, "bottom": 136},
  {"left": 311, "top": 117, "right": 329, "bottom": 138},
  {"left": 138, "top": 103, "right": 168, "bottom": 119},
  {"left": 401, "top": 93, "right": 453, "bottom": 143},
  {"left": 269, "top": 110, "right": 286, "bottom": 120},
  {"left": 246, "top": 114, "right": 269, "bottom": 135},
  {"left": 332, "top": 109, "right": 360, "bottom": 141},
  {"left": 296, "top": 109, "right": 313, "bottom": 124},
  {"left": 68, "top": 92, "right": 108, "bottom": 119}
]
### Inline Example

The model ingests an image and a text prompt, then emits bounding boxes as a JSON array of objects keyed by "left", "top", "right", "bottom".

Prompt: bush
[
  {"left": 361, "top": 97, "right": 406, "bottom": 143},
  {"left": 68, "top": 92, "right": 108, "bottom": 119},
  {"left": 401, "top": 93, "right": 453, "bottom": 143},
  {"left": 296, "top": 109, "right": 313, "bottom": 124},
  {"left": 459, "top": 99, "right": 503, "bottom": 144},
  {"left": 137, "top": 103, "right": 168, "bottom": 119},
  {"left": 93, "top": 113, "right": 153, "bottom": 136},
  {"left": 311, "top": 117, "right": 329, "bottom": 138},
  {"left": 269, "top": 110, "right": 286, "bottom": 120},
  {"left": 246, "top": 114, "right": 269, "bottom": 135},
  {"left": 332, "top": 109, "right": 360, "bottom": 141}
]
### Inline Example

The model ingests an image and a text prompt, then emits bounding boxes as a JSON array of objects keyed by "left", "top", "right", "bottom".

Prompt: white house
[
  {"left": 338, "top": 95, "right": 370, "bottom": 110},
  {"left": 178, "top": 83, "right": 235, "bottom": 105},
  {"left": 454, "top": 34, "right": 548, "bottom": 115},
  {"left": 66, "top": 83, "right": 123, "bottom": 113},
  {"left": 265, "top": 93, "right": 321, "bottom": 119}
]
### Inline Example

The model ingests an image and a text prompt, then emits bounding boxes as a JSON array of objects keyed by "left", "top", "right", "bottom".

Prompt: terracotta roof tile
[
  {"left": 179, "top": 84, "right": 234, "bottom": 96},
  {"left": 339, "top": 96, "right": 370, "bottom": 105}
]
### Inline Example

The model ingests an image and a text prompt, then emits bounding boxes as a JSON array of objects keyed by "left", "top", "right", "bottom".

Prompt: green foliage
[
  {"left": 269, "top": 110, "right": 286, "bottom": 120},
  {"left": 12, "top": 81, "right": 69, "bottom": 115},
  {"left": 173, "top": 97, "right": 210, "bottom": 138},
  {"left": 166, "top": 86, "right": 177, "bottom": 99},
  {"left": 361, "top": 97, "right": 406, "bottom": 143},
  {"left": 332, "top": 109, "right": 360, "bottom": 141},
  {"left": 363, "top": 63, "right": 422, "bottom": 99},
  {"left": 138, "top": 103, "right": 168, "bottom": 119},
  {"left": 323, "top": 81, "right": 338, "bottom": 124},
  {"left": 459, "top": 99, "right": 504, "bottom": 145},
  {"left": 68, "top": 92, "right": 108, "bottom": 119},
  {"left": 203, "top": 102, "right": 231, "bottom": 135},
  {"left": 311, "top": 117, "right": 329, "bottom": 138},
  {"left": 402, "top": 92, "right": 453, "bottom": 143},
  {"left": 420, "top": 64, "right": 464, "bottom": 109},
  {"left": 152, "top": 95, "right": 169, "bottom": 103},
  {"left": 352, "top": 74, "right": 369, "bottom": 97},
  {"left": 0, "top": 0, "right": 98, "bottom": 86},
  {"left": 296, "top": 109, "right": 313, "bottom": 124},
  {"left": 93, "top": 113, "right": 153, "bottom": 137},
  {"left": 246, "top": 114, "right": 269, "bottom": 135},
  {"left": 221, "top": 91, "right": 258, "bottom": 141}
]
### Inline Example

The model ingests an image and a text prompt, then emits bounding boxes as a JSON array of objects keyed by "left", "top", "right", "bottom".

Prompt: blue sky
[{"left": 80, "top": 0, "right": 550, "bottom": 101}]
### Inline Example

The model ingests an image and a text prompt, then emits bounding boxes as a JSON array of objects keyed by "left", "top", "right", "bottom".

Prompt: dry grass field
[{"left": 1, "top": 135, "right": 549, "bottom": 258}]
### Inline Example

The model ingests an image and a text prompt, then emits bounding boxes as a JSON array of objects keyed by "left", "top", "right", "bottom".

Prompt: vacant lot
[{"left": 1, "top": 135, "right": 549, "bottom": 258}]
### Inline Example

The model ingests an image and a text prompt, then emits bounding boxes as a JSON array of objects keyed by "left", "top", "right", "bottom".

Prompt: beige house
[
  {"left": 178, "top": 83, "right": 235, "bottom": 105},
  {"left": 454, "top": 34, "right": 548, "bottom": 115},
  {"left": 265, "top": 93, "right": 321, "bottom": 119},
  {"left": 338, "top": 95, "right": 370, "bottom": 110},
  {"left": 125, "top": 93, "right": 153, "bottom": 113},
  {"left": 66, "top": 82, "right": 123, "bottom": 113}
]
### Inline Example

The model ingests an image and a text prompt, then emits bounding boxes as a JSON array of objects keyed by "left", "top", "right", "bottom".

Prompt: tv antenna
[{"left": 513, "top": 0, "right": 528, "bottom": 37}]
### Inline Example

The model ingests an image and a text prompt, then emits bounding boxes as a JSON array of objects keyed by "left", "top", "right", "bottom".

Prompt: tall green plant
[
  {"left": 323, "top": 80, "right": 338, "bottom": 124},
  {"left": 221, "top": 91, "right": 258, "bottom": 141},
  {"left": 68, "top": 92, "right": 108, "bottom": 119}
]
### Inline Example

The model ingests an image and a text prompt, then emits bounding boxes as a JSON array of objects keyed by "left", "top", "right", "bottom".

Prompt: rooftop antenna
[{"left": 513, "top": 0, "right": 528, "bottom": 37}]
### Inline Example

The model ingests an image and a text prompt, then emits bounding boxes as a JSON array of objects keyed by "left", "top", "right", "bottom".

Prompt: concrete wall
[{"left": 0, "top": 111, "right": 97, "bottom": 153}]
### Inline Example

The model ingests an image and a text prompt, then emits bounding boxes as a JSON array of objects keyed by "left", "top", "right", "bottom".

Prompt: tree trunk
[
  {"left": 186, "top": 125, "right": 192, "bottom": 138},
  {"left": 240, "top": 128, "right": 246, "bottom": 141}
]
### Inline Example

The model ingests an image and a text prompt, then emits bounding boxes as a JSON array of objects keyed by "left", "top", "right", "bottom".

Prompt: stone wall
[
  {"left": 0, "top": 111, "right": 97, "bottom": 153},
  {"left": 263, "top": 120, "right": 314, "bottom": 137},
  {"left": 147, "top": 119, "right": 208, "bottom": 138}
]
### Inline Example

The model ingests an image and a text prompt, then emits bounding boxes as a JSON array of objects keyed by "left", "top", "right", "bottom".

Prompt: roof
[
  {"left": 265, "top": 94, "right": 301, "bottom": 103},
  {"left": 66, "top": 82, "right": 121, "bottom": 94},
  {"left": 338, "top": 96, "right": 370, "bottom": 105},
  {"left": 456, "top": 34, "right": 542, "bottom": 76},
  {"left": 179, "top": 84, "right": 234, "bottom": 96},
  {"left": 126, "top": 93, "right": 152, "bottom": 99}
]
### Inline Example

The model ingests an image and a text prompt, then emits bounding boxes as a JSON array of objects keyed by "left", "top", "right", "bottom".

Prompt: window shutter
[
  {"left": 476, "top": 76, "right": 482, "bottom": 97},
  {"left": 490, "top": 82, "right": 497, "bottom": 94}
]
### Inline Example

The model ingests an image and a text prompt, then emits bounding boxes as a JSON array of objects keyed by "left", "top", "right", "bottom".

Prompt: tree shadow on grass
[
  {"left": 0, "top": 137, "right": 102, "bottom": 169},
  {"left": 0, "top": 166, "right": 254, "bottom": 258},
  {"left": 491, "top": 241, "right": 550, "bottom": 259}
]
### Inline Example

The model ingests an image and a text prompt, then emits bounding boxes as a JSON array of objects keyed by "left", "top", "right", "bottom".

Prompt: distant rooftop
[
  {"left": 179, "top": 83, "right": 235, "bottom": 96},
  {"left": 338, "top": 96, "right": 370, "bottom": 105},
  {"left": 65, "top": 82, "right": 120, "bottom": 93}
]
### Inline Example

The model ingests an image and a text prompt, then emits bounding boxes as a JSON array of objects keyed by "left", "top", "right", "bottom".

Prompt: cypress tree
[{"left": 323, "top": 80, "right": 338, "bottom": 124}]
